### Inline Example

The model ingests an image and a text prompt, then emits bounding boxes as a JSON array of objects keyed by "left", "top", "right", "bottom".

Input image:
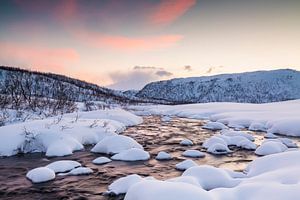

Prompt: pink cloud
[
  {"left": 55, "top": 0, "right": 78, "bottom": 23},
  {"left": 149, "top": 0, "right": 196, "bottom": 26},
  {"left": 75, "top": 30, "right": 183, "bottom": 51},
  {"left": 0, "top": 41, "right": 79, "bottom": 72}
]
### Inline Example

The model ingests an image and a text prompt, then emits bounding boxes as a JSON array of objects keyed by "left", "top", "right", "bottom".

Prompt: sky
[{"left": 0, "top": 0, "right": 300, "bottom": 90}]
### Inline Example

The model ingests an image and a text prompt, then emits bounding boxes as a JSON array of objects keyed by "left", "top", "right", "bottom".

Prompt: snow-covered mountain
[{"left": 136, "top": 69, "right": 300, "bottom": 103}]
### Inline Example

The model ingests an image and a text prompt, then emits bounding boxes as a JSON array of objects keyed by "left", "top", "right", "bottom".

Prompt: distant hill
[
  {"left": 135, "top": 69, "right": 300, "bottom": 104},
  {"left": 0, "top": 66, "right": 167, "bottom": 106}
]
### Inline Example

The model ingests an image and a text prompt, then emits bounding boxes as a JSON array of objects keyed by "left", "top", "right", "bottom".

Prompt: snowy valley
[{"left": 1, "top": 68, "right": 300, "bottom": 200}]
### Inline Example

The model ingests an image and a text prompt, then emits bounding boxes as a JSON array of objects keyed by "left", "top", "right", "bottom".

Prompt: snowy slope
[
  {"left": 0, "top": 66, "right": 163, "bottom": 104},
  {"left": 136, "top": 69, "right": 300, "bottom": 103}
]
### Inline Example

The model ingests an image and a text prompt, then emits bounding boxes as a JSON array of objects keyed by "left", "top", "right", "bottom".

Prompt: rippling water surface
[{"left": 1, "top": 116, "right": 291, "bottom": 200}]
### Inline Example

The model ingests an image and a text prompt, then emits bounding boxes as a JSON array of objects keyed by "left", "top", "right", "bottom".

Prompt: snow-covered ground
[
  {"left": 0, "top": 108, "right": 142, "bottom": 157},
  {"left": 2, "top": 99, "right": 300, "bottom": 200},
  {"left": 108, "top": 150, "right": 300, "bottom": 200},
  {"left": 131, "top": 100, "right": 300, "bottom": 137}
]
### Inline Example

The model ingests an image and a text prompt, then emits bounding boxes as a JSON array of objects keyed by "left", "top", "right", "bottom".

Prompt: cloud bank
[{"left": 108, "top": 66, "right": 173, "bottom": 90}]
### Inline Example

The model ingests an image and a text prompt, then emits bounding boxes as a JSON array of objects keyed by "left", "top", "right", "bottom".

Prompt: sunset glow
[{"left": 0, "top": 0, "right": 300, "bottom": 90}]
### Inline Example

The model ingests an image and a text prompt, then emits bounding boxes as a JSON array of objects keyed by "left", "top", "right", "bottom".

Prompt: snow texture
[
  {"left": 111, "top": 148, "right": 150, "bottom": 161},
  {"left": 26, "top": 167, "right": 56, "bottom": 183}
]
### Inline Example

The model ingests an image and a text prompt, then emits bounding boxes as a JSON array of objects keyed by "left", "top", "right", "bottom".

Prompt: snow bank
[
  {"left": 26, "top": 167, "right": 55, "bottom": 183},
  {"left": 111, "top": 148, "right": 150, "bottom": 161},
  {"left": 112, "top": 150, "right": 300, "bottom": 200},
  {"left": 0, "top": 108, "right": 142, "bottom": 157},
  {"left": 91, "top": 135, "right": 143, "bottom": 154},
  {"left": 124, "top": 180, "right": 212, "bottom": 200},
  {"left": 132, "top": 100, "right": 300, "bottom": 137},
  {"left": 182, "top": 165, "right": 240, "bottom": 190}
]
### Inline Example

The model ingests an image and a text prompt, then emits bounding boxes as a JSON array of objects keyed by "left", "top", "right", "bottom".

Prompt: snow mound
[
  {"left": 221, "top": 130, "right": 254, "bottom": 142},
  {"left": 45, "top": 141, "right": 73, "bottom": 157},
  {"left": 236, "top": 139, "right": 257, "bottom": 150},
  {"left": 166, "top": 176, "right": 201, "bottom": 186},
  {"left": 267, "top": 119, "right": 300, "bottom": 137},
  {"left": 111, "top": 148, "right": 150, "bottom": 161},
  {"left": 176, "top": 159, "right": 198, "bottom": 171},
  {"left": 203, "top": 122, "right": 227, "bottom": 130},
  {"left": 156, "top": 151, "right": 172, "bottom": 160},
  {"left": 92, "top": 157, "right": 112, "bottom": 165},
  {"left": 182, "top": 150, "right": 205, "bottom": 158},
  {"left": 180, "top": 139, "right": 193, "bottom": 146},
  {"left": 46, "top": 160, "right": 81, "bottom": 173},
  {"left": 249, "top": 122, "right": 266, "bottom": 132},
  {"left": 207, "top": 143, "right": 231, "bottom": 155},
  {"left": 278, "top": 138, "right": 298, "bottom": 148},
  {"left": 161, "top": 116, "right": 172, "bottom": 122},
  {"left": 124, "top": 180, "right": 212, "bottom": 200},
  {"left": 182, "top": 165, "right": 240, "bottom": 190},
  {"left": 26, "top": 167, "right": 55, "bottom": 183},
  {"left": 255, "top": 141, "right": 288, "bottom": 156},
  {"left": 202, "top": 136, "right": 227, "bottom": 149},
  {"left": 0, "top": 108, "right": 142, "bottom": 157},
  {"left": 264, "top": 132, "right": 278, "bottom": 138},
  {"left": 61, "top": 167, "right": 93, "bottom": 175},
  {"left": 108, "top": 174, "right": 143, "bottom": 195},
  {"left": 245, "top": 150, "right": 300, "bottom": 176},
  {"left": 91, "top": 135, "right": 143, "bottom": 154}
]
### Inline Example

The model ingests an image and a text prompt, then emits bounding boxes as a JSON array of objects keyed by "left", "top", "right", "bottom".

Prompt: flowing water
[{"left": 0, "top": 116, "right": 295, "bottom": 200}]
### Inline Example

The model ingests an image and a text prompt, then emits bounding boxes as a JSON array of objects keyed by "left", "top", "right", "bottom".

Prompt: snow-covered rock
[
  {"left": 202, "top": 136, "right": 227, "bottom": 149},
  {"left": 221, "top": 130, "right": 255, "bottom": 142},
  {"left": 267, "top": 119, "right": 300, "bottom": 137},
  {"left": 26, "top": 167, "right": 55, "bottom": 183},
  {"left": 236, "top": 139, "right": 257, "bottom": 150},
  {"left": 46, "top": 160, "right": 81, "bottom": 173},
  {"left": 202, "top": 122, "right": 227, "bottom": 130},
  {"left": 249, "top": 122, "right": 266, "bottom": 132},
  {"left": 207, "top": 143, "right": 232, "bottom": 155},
  {"left": 166, "top": 176, "right": 201, "bottom": 186},
  {"left": 111, "top": 148, "right": 150, "bottom": 161},
  {"left": 175, "top": 159, "right": 198, "bottom": 171},
  {"left": 91, "top": 135, "right": 143, "bottom": 154},
  {"left": 264, "top": 132, "right": 278, "bottom": 139},
  {"left": 255, "top": 141, "right": 288, "bottom": 156},
  {"left": 245, "top": 150, "right": 300, "bottom": 176},
  {"left": 45, "top": 141, "right": 73, "bottom": 157},
  {"left": 180, "top": 139, "right": 193, "bottom": 146},
  {"left": 156, "top": 151, "right": 172, "bottom": 160},
  {"left": 182, "top": 165, "right": 240, "bottom": 190},
  {"left": 92, "top": 157, "right": 112, "bottom": 165},
  {"left": 277, "top": 138, "right": 298, "bottom": 148},
  {"left": 161, "top": 116, "right": 172, "bottom": 122},
  {"left": 62, "top": 167, "right": 93, "bottom": 175},
  {"left": 124, "top": 180, "right": 212, "bottom": 200},
  {"left": 182, "top": 150, "right": 205, "bottom": 158},
  {"left": 108, "top": 174, "right": 143, "bottom": 195}
]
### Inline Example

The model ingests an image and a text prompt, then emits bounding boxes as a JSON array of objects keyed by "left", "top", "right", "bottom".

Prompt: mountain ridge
[{"left": 135, "top": 69, "right": 300, "bottom": 104}]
